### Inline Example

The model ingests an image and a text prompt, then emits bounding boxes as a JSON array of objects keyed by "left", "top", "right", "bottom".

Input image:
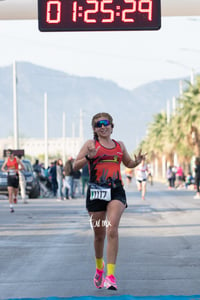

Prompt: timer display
[{"left": 38, "top": 0, "right": 161, "bottom": 32}]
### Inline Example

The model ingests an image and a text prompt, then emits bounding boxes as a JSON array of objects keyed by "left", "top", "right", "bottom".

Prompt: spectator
[
  {"left": 49, "top": 161, "right": 58, "bottom": 197},
  {"left": 185, "top": 172, "right": 194, "bottom": 189},
  {"left": 194, "top": 157, "right": 200, "bottom": 199},
  {"left": 73, "top": 169, "right": 82, "bottom": 197},
  {"left": 18, "top": 154, "right": 28, "bottom": 204},
  {"left": 63, "top": 156, "right": 74, "bottom": 199},
  {"left": 147, "top": 163, "right": 153, "bottom": 185},
  {"left": 33, "top": 159, "right": 41, "bottom": 176},
  {"left": 81, "top": 164, "right": 89, "bottom": 196},
  {"left": 167, "top": 165, "right": 174, "bottom": 189},
  {"left": 56, "top": 158, "right": 64, "bottom": 200},
  {"left": 175, "top": 165, "right": 184, "bottom": 189}
]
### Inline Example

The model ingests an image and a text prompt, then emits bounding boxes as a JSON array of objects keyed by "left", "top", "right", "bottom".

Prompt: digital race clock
[{"left": 38, "top": 0, "right": 161, "bottom": 31}]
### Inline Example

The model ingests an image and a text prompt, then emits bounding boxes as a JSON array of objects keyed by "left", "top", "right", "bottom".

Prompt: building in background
[{"left": 0, "top": 136, "right": 83, "bottom": 160}]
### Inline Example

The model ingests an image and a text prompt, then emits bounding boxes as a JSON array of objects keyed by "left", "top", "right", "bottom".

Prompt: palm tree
[
  {"left": 138, "top": 75, "right": 200, "bottom": 176},
  {"left": 176, "top": 77, "right": 200, "bottom": 156}
]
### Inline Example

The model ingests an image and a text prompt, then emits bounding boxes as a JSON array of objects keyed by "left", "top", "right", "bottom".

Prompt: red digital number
[
  {"left": 46, "top": 0, "right": 61, "bottom": 24},
  {"left": 100, "top": 0, "right": 114, "bottom": 23},
  {"left": 72, "top": 1, "right": 78, "bottom": 22},
  {"left": 138, "top": 0, "right": 152, "bottom": 21},
  {"left": 122, "top": 0, "right": 136, "bottom": 23},
  {"left": 84, "top": 0, "right": 99, "bottom": 23}
]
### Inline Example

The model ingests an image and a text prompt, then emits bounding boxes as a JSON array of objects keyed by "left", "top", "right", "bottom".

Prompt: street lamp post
[
  {"left": 44, "top": 92, "right": 48, "bottom": 169},
  {"left": 13, "top": 61, "right": 19, "bottom": 149},
  {"left": 62, "top": 112, "right": 66, "bottom": 165}
]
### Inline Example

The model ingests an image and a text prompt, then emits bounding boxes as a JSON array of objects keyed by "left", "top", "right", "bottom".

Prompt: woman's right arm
[
  {"left": 73, "top": 140, "right": 92, "bottom": 171},
  {"left": 1, "top": 159, "right": 8, "bottom": 172}
]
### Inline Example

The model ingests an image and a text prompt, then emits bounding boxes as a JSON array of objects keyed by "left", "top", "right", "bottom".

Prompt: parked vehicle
[{"left": 0, "top": 159, "right": 40, "bottom": 198}]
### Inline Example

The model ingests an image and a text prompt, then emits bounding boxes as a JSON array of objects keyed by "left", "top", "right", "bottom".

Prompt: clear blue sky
[{"left": 0, "top": 16, "right": 200, "bottom": 90}]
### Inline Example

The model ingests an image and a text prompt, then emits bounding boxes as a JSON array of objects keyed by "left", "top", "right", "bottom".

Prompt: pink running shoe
[
  {"left": 104, "top": 275, "right": 117, "bottom": 290},
  {"left": 94, "top": 267, "right": 104, "bottom": 289}
]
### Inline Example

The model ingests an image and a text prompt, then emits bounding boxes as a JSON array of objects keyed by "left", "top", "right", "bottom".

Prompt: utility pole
[
  {"left": 172, "top": 96, "right": 176, "bottom": 116},
  {"left": 44, "top": 92, "right": 48, "bottom": 169},
  {"left": 79, "top": 108, "right": 84, "bottom": 143},
  {"left": 13, "top": 61, "right": 19, "bottom": 149},
  {"left": 62, "top": 112, "right": 66, "bottom": 165},
  {"left": 166, "top": 99, "right": 170, "bottom": 124},
  {"left": 190, "top": 69, "right": 195, "bottom": 85}
]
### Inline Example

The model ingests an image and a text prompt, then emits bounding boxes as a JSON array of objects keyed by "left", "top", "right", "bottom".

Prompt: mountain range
[{"left": 0, "top": 62, "right": 191, "bottom": 152}]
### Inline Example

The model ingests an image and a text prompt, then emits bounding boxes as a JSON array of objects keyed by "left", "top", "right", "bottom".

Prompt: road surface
[{"left": 0, "top": 181, "right": 200, "bottom": 299}]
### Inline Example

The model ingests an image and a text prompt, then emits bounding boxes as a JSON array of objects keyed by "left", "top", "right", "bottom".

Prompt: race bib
[
  {"left": 8, "top": 170, "right": 16, "bottom": 176},
  {"left": 90, "top": 184, "right": 111, "bottom": 201}
]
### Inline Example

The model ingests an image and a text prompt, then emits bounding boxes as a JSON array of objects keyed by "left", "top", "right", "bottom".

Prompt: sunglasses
[{"left": 95, "top": 119, "right": 111, "bottom": 128}]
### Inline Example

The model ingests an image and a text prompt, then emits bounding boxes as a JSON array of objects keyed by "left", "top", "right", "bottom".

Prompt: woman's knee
[
  {"left": 107, "top": 226, "right": 118, "bottom": 240},
  {"left": 94, "top": 234, "right": 105, "bottom": 243}
]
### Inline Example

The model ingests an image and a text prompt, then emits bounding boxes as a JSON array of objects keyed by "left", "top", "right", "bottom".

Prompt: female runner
[
  {"left": 73, "top": 112, "right": 146, "bottom": 290},
  {"left": 1, "top": 149, "right": 25, "bottom": 212}
]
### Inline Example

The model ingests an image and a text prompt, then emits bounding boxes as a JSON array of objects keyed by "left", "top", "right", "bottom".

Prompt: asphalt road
[{"left": 0, "top": 181, "right": 200, "bottom": 299}]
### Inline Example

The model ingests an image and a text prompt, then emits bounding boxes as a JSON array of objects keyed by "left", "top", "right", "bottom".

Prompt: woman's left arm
[
  {"left": 1, "top": 159, "right": 8, "bottom": 172},
  {"left": 119, "top": 141, "right": 146, "bottom": 168}
]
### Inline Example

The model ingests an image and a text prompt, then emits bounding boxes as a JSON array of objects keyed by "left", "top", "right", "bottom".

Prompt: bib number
[
  {"left": 8, "top": 170, "right": 16, "bottom": 176},
  {"left": 90, "top": 184, "right": 111, "bottom": 201}
]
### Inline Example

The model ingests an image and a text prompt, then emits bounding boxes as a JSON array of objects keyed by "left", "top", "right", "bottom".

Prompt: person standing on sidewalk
[
  {"left": 63, "top": 157, "right": 74, "bottom": 199},
  {"left": 56, "top": 158, "right": 64, "bottom": 200},
  {"left": 73, "top": 112, "right": 146, "bottom": 290},
  {"left": 1, "top": 149, "right": 25, "bottom": 212},
  {"left": 49, "top": 161, "right": 58, "bottom": 197},
  {"left": 194, "top": 157, "right": 200, "bottom": 199},
  {"left": 81, "top": 164, "right": 89, "bottom": 196},
  {"left": 18, "top": 154, "right": 28, "bottom": 204}
]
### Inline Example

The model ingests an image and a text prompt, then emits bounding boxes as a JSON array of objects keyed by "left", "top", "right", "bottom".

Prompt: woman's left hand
[{"left": 134, "top": 149, "right": 147, "bottom": 165}]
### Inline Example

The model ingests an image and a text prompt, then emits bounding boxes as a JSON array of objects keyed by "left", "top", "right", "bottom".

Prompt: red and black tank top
[
  {"left": 6, "top": 157, "right": 18, "bottom": 171},
  {"left": 88, "top": 139, "right": 124, "bottom": 187}
]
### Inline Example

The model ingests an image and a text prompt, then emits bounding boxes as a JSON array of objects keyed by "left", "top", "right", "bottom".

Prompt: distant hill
[{"left": 0, "top": 62, "right": 190, "bottom": 152}]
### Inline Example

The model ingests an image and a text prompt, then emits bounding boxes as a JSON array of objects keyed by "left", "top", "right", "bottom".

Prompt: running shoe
[
  {"left": 104, "top": 275, "right": 118, "bottom": 290},
  {"left": 94, "top": 266, "right": 104, "bottom": 289},
  {"left": 10, "top": 207, "right": 15, "bottom": 213},
  {"left": 13, "top": 198, "right": 17, "bottom": 204}
]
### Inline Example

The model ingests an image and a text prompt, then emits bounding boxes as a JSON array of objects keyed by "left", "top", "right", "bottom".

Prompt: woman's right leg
[
  {"left": 89, "top": 211, "right": 106, "bottom": 289},
  {"left": 141, "top": 181, "right": 147, "bottom": 199},
  {"left": 8, "top": 186, "right": 14, "bottom": 204},
  {"left": 8, "top": 186, "right": 15, "bottom": 212},
  {"left": 136, "top": 180, "right": 142, "bottom": 192},
  {"left": 89, "top": 211, "right": 106, "bottom": 259}
]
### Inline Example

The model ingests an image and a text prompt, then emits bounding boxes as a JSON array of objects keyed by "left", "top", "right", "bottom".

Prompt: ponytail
[{"left": 93, "top": 132, "right": 99, "bottom": 141}]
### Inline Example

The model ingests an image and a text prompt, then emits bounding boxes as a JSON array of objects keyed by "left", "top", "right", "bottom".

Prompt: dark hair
[{"left": 91, "top": 112, "right": 114, "bottom": 141}]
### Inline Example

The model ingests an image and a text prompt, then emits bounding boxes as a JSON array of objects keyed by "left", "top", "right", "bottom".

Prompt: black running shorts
[
  {"left": 7, "top": 174, "right": 19, "bottom": 188},
  {"left": 86, "top": 185, "right": 127, "bottom": 212}
]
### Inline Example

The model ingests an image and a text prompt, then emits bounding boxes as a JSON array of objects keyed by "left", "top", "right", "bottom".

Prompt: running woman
[
  {"left": 194, "top": 157, "right": 200, "bottom": 199},
  {"left": 135, "top": 157, "right": 149, "bottom": 200},
  {"left": 1, "top": 149, "right": 25, "bottom": 213},
  {"left": 73, "top": 112, "right": 146, "bottom": 290}
]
